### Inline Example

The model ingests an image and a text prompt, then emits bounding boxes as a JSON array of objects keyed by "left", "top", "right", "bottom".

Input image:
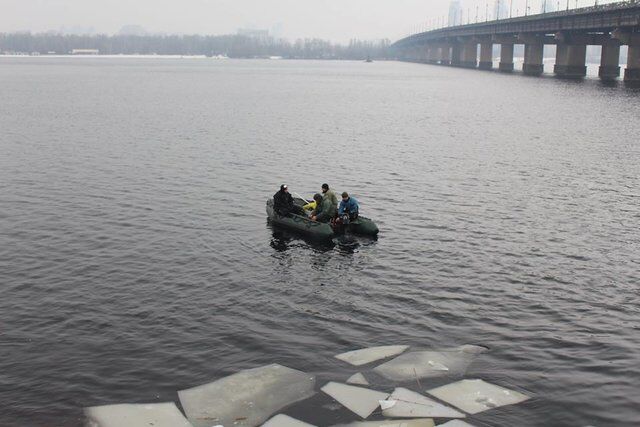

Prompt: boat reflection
[{"left": 269, "top": 227, "right": 335, "bottom": 253}]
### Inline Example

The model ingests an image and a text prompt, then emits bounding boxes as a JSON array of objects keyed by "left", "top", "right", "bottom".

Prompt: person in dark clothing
[{"left": 273, "top": 184, "right": 305, "bottom": 217}]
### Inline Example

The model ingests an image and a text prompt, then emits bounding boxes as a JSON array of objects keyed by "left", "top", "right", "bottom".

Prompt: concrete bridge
[{"left": 392, "top": 1, "right": 640, "bottom": 83}]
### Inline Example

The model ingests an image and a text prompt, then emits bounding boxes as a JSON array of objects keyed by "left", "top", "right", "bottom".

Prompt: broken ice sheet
[
  {"left": 347, "top": 373, "right": 370, "bottom": 386},
  {"left": 373, "top": 345, "right": 487, "bottom": 381},
  {"left": 436, "top": 421, "right": 477, "bottom": 427},
  {"left": 84, "top": 402, "right": 193, "bottom": 427},
  {"left": 427, "top": 379, "right": 530, "bottom": 415},
  {"left": 262, "top": 414, "right": 316, "bottom": 426},
  {"left": 382, "top": 388, "right": 465, "bottom": 419},
  {"left": 335, "top": 345, "right": 409, "bottom": 366},
  {"left": 178, "top": 364, "right": 315, "bottom": 427},
  {"left": 333, "top": 419, "right": 435, "bottom": 427},
  {"left": 321, "top": 382, "right": 389, "bottom": 418}
]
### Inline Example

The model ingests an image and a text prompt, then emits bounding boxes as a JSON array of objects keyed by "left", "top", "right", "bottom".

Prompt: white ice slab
[
  {"left": 335, "top": 345, "right": 409, "bottom": 366},
  {"left": 382, "top": 388, "right": 465, "bottom": 419},
  {"left": 262, "top": 414, "right": 316, "bottom": 426},
  {"left": 321, "top": 382, "right": 389, "bottom": 419},
  {"left": 427, "top": 379, "right": 530, "bottom": 415},
  {"left": 437, "top": 421, "right": 477, "bottom": 427},
  {"left": 347, "top": 373, "right": 370, "bottom": 386},
  {"left": 333, "top": 419, "right": 435, "bottom": 427},
  {"left": 373, "top": 346, "right": 486, "bottom": 381},
  {"left": 178, "top": 364, "right": 316, "bottom": 427},
  {"left": 84, "top": 402, "right": 193, "bottom": 427}
]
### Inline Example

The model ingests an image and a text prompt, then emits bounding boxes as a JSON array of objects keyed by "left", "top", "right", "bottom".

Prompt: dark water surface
[{"left": 1, "top": 58, "right": 639, "bottom": 427}]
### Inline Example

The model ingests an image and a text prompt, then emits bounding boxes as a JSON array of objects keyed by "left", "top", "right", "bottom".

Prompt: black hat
[
  {"left": 281, "top": 184, "right": 288, "bottom": 191},
  {"left": 322, "top": 183, "right": 329, "bottom": 190},
  {"left": 313, "top": 193, "right": 322, "bottom": 201}
]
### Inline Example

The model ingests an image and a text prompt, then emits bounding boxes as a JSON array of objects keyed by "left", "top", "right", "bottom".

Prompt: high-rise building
[
  {"left": 541, "top": 0, "right": 557, "bottom": 13},
  {"left": 448, "top": 1, "right": 463, "bottom": 26},
  {"left": 494, "top": 0, "right": 509, "bottom": 20}
]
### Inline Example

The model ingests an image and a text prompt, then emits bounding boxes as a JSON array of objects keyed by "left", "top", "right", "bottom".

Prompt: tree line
[{"left": 0, "top": 32, "right": 393, "bottom": 60}]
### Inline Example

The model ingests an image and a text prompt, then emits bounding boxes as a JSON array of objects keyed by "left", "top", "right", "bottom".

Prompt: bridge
[{"left": 392, "top": 1, "right": 640, "bottom": 83}]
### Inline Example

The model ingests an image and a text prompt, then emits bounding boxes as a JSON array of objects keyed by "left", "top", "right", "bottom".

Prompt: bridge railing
[
  {"left": 394, "top": 0, "right": 640, "bottom": 47},
  {"left": 398, "top": 0, "right": 640, "bottom": 45}
]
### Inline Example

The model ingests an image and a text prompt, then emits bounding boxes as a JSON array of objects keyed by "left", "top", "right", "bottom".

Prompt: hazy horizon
[{"left": 0, "top": 0, "right": 625, "bottom": 43}]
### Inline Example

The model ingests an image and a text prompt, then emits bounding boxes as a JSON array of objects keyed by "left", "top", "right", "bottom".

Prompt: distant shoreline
[{"left": 0, "top": 54, "right": 392, "bottom": 61}]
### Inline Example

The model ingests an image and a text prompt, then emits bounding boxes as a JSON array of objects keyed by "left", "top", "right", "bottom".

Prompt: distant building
[
  {"left": 237, "top": 29, "right": 270, "bottom": 42},
  {"left": 270, "top": 23, "right": 284, "bottom": 39},
  {"left": 71, "top": 49, "right": 99, "bottom": 55},
  {"left": 448, "top": 1, "right": 463, "bottom": 26},
  {"left": 541, "top": 1, "right": 557, "bottom": 13},
  {"left": 118, "top": 25, "right": 147, "bottom": 36},
  {"left": 494, "top": 0, "right": 509, "bottom": 20}
]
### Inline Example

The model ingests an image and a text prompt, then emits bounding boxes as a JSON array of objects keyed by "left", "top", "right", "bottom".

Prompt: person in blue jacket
[{"left": 338, "top": 192, "right": 359, "bottom": 223}]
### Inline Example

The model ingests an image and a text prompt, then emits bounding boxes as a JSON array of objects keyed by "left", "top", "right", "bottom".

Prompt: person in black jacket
[{"left": 273, "top": 184, "right": 304, "bottom": 216}]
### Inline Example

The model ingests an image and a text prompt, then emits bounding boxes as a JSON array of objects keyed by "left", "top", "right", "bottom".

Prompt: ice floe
[
  {"left": 335, "top": 345, "right": 409, "bottom": 366},
  {"left": 262, "top": 414, "right": 316, "bottom": 426},
  {"left": 373, "top": 346, "right": 486, "bottom": 381},
  {"left": 333, "top": 419, "right": 435, "bottom": 427},
  {"left": 427, "top": 379, "right": 530, "bottom": 415},
  {"left": 178, "top": 363, "right": 315, "bottom": 427},
  {"left": 381, "top": 388, "right": 465, "bottom": 419},
  {"left": 321, "top": 382, "right": 389, "bottom": 418},
  {"left": 84, "top": 402, "right": 193, "bottom": 427},
  {"left": 436, "top": 421, "right": 476, "bottom": 427},
  {"left": 347, "top": 373, "right": 370, "bottom": 386}
]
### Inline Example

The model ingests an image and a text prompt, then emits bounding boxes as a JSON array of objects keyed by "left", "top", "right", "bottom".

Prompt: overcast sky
[{"left": 0, "top": 0, "right": 616, "bottom": 42}]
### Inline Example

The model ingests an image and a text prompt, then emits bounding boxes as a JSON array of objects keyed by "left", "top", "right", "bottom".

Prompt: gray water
[{"left": 1, "top": 58, "right": 639, "bottom": 427}]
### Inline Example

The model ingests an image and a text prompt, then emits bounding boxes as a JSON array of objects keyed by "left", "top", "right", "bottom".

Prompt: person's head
[
  {"left": 313, "top": 193, "right": 322, "bottom": 202},
  {"left": 280, "top": 184, "right": 288, "bottom": 192},
  {"left": 341, "top": 192, "right": 349, "bottom": 201},
  {"left": 321, "top": 183, "right": 329, "bottom": 193}
]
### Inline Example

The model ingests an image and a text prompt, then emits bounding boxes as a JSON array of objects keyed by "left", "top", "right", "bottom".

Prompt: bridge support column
[
  {"left": 418, "top": 46, "right": 428, "bottom": 63},
  {"left": 428, "top": 46, "right": 439, "bottom": 64},
  {"left": 598, "top": 40, "right": 620, "bottom": 80},
  {"left": 599, "top": 41, "right": 621, "bottom": 80},
  {"left": 425, "top": 46, "right": 434, "bottom": 63},
  {"left": 554, "top": 43, "right": 587, "bottom": 78},
  {"left": 479, "top": 43, "right": 493, "bottom": 69},
  {"left": 460, "top": 42, "right": 478, "bottom": 68},
  {"left": 499, "top": 44, "right": 514, "bottom": 71},
  {"left": 439, "top": 46, "right": 452, "bottom": 65},
  {"left": 451, "top": 44, "right": 463, "bottom": 66},
  {"left": 624, "top": 44, "right": 640, "bottom": 84},
  {"left": 523, "top": 43, "right": 544, "bottom": 75}
]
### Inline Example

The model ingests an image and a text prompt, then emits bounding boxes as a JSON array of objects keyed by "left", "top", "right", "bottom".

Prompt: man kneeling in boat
[
  {"left": 338, "top": 192, "right": 359, "bottom": 224},
  {"left": 273, "top": 184, "right": 305, "bottom": 217},
  {"left": 310, "top": 193, "right": 334, "bottom": 223}
]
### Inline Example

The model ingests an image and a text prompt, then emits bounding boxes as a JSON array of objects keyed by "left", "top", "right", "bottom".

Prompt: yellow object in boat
[{"left": 303, "top": 201, "right": 317, "bottom": 211}]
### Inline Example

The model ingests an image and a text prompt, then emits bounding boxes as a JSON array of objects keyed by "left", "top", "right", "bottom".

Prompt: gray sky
[{"left": 0, "top": 0, "right": 615, "bottom": 43}]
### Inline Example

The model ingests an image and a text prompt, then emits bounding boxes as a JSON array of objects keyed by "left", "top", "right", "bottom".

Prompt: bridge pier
[
  {"left": 426, "top": 46, "right": 438, "bottom": 64},
  {"left": 461, "top": 42, "right": 478, "bottom": 68},
  {"left": 499, "top": 44, "right": 515, "bottom": 72},
  {"left": 554, "top": 43, "right": 587, "bottom": 78},
  {"left": 599, "top": 41, "right": 621, "bottom": 80},
  {"left": 451, "top": 44, "right": 463, "bottom": 67},
  {"left": 431, "top": 46, "right": 441, "bottom": 64},
  {"left": 624, "top": 44, "right": 640, "bottom": 84},
  {"left": 479, "top": 43, "right": 493, "bottom": 70},
  {"left": 523, "top": 43, "right": 544, "bottom": 75},
  {"left": 439, "top": 45, "right": 452, "bottom": 65}
]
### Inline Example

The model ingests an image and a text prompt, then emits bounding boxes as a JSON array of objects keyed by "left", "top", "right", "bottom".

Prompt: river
[{"left": 1, "top": 57, "right": 639, "bottom": 427}]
